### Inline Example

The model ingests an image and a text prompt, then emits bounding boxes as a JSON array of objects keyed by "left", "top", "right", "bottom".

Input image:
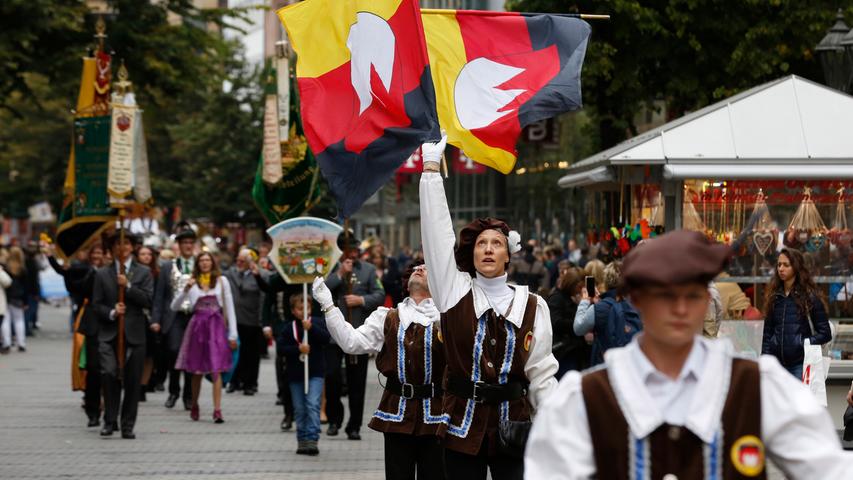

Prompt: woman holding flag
[{"left": 419, "top": 136, "right": 558, "bottom": 480}]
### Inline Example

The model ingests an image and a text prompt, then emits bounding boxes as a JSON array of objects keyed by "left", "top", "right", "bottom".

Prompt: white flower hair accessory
[{"left": 507, "top": 230, "right": 522, "bottom": 254}]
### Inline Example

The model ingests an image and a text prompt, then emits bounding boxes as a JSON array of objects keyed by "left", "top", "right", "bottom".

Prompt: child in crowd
[{"left": 280, "top": 293, "right": 329, "bottom": 455}]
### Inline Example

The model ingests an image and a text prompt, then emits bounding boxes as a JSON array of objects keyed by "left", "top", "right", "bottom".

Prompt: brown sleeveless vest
[
  {"left": 368, "top": 309, "right": 447, "bottom": 436},
  {"left": 582, "top": 357, "right": 767, "bottom": 480},
  {"left": 436, "top": 291, "right": 538, "bottom": 456}
]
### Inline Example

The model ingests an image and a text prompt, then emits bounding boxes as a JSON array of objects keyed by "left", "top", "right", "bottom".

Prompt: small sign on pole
[{"left": 267, "top": 217, "right": 343, "bottom": 394}]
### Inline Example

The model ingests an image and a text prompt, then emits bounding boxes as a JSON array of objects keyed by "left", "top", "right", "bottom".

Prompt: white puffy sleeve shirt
[
  {"left": 420, "top": 171, "right": 558, "bottom": 410},
  {"left": 170, "top": 277, "right": 238, "bottom": 341},
  {"left": 524, "top": 337, "right": 853, "bottom": 479}
]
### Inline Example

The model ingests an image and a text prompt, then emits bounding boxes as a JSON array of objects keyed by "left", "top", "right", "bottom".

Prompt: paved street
[{"left": 0, "top": 304, "right": 384, "bottom": 479}]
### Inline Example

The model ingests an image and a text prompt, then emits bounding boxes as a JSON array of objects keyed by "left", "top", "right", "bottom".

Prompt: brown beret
[
  {"left": 622, "top": 230, "right": 731, "bottom": 291},
  {"left": 454, "top": 217, "right": 510, "bottom": 276}
]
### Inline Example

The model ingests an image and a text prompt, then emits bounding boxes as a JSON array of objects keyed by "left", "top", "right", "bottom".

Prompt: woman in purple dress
[{"left": 171, "top": 252, "right": 238, "bottom": 423}]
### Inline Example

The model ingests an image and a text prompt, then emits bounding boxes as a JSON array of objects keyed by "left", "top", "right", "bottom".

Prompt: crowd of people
[
  {"left": 2, "top": 138, "right": 853, "bottom": 477},
  {"left": 0, "top": 242, "right": 43, "bottom": 353}
]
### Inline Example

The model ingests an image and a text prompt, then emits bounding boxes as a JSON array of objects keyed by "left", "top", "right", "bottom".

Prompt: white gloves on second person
[
  {"left": 421, "top": 134, "right": 448, "bottom": 165},
  {"left": 312, "top": 276, "right": 334, "bottom": 311}
]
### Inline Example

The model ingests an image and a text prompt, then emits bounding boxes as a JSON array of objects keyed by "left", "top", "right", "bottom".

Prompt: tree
[
  {"left": 0, "top": 0, "right": 263, "bottom": 223},
  {"left": 506, "top": 0, "right": 853, "bottom": 152}
]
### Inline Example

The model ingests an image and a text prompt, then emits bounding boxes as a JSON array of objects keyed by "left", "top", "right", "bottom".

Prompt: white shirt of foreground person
[
  {"left": 524, "top": 335, "right": 853, "bottom": 479},
  {"left": 419, "top": 171, "right": 558, "bottom": 410}
]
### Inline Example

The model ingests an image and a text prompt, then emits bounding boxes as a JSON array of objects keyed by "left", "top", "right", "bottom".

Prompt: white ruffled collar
[{"left": 397, "top": 296, "right": 439, "bottom": 330}]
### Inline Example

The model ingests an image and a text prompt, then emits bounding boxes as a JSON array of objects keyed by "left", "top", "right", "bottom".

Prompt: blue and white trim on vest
[
  {"left": 444, "top": 312, "right": 516, "bottom": 437},
  {"left": 372, "top": 318, "right": 408, "bottom": 422},
  {"left": 627, "top": 428, "right": 724, "bottom": 480}
]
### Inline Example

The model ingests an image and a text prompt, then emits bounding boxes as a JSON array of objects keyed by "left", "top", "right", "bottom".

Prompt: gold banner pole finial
[
  {"left": 95, "top": 15, "right": 107, "bottom": 52},
  {"left": 114, "top": 60, "right": 132, "bottom": 97}
]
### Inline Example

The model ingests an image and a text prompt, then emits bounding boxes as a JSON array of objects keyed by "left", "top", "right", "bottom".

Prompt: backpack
[{"left": 590, "top": 297, "right": 643, "bottom": 365}]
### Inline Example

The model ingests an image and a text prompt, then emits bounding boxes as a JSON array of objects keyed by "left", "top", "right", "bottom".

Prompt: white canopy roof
[{"left": 559, "top": 75, "right": 853, "bottom": 188}]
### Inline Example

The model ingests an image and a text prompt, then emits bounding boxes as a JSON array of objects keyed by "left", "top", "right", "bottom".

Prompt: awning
[
  {"left": 664, "top": 163, "right": 853, "bottom": 180},
  {"left": 558, "top": 75, "right": 853, "bottom": 188},
  {"left": 556, "top": 166, "right": 613, "bottom": 188}
]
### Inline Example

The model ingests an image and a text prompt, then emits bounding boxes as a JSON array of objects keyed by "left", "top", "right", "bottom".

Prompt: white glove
[
  {"left": 312, "top": 276, "right": 334, "bottom": 310},
  {"left": 421, "top": 134, "right": 448, "bottom": 165}
]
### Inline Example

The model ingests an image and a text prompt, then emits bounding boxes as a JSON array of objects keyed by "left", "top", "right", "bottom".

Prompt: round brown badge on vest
[
  {"left": 730, "top": 435, "right": 765, "bottom": 476},
  {"left": 523, "top": 331, "right": 533, "bottom": 351}
]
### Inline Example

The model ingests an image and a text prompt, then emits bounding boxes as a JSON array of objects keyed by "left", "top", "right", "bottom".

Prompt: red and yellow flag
[
  {"left": 422, "top": 10, "right": 591, "bottom": 173},
  {"left": 278, "top": 0, "right": 440, "bottom": 218}
]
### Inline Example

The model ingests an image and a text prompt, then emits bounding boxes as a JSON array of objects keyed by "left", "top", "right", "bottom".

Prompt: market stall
[{"left": 559, "top": 75, "right": 853, "bottom": 425}]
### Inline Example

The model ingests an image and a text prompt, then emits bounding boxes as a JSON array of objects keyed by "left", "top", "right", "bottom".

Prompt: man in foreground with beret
[{"left": 526, "top": 230, "right": 853, "bottom": 479}]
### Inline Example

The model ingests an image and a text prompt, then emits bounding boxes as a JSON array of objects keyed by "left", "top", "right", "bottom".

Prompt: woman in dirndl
[{"left": 171, "top": 251, "right": 238, "bottom": 423}]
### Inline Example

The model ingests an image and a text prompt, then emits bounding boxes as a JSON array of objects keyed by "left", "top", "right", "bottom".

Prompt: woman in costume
[
  {"left": 419, "top": 136, "right": 558, "bottom": 480},
  {"left": 136, "top": 245, "right": 161, "bottom": 400},
  {"left": 171, "top": 251, "right": 238, "bottom": 423}
]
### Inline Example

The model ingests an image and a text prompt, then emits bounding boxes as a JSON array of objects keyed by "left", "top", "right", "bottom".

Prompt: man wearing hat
[
  {"left": 151, "top": 221, "right": 197, "bottom": 410},
  {"left": 526, "top": 230, "right": 853, "bottom": 479},
  {"left": 92, "top": 229, "right": 153, "bottom": 439},
  {"left": 323, "top": 232, "right": 386, "bottom": 439},
  {"left": 420, "top": 137, "right": 558, "bottom": 480}
]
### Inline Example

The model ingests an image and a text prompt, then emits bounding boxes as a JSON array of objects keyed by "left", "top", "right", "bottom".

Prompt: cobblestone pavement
[{"left": 0, "top": 304, "right": 384, "bottom": 479}]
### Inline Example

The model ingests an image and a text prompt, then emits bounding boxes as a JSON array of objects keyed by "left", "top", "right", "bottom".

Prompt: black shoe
[
  {"left": 0, "top": 346, "right": 9, "bottom": 355},
  {"left": 306, "top": 446, "right": 319, "bottom": 456},
  {"left": 164, "top": 395, "right": 178, "bottom": 409},
  {"left": 275, "top": 398, "right": 283, "bottom": 406},
  {"left": 154, "top": 383, "right": 165, "bottom": 392},
  {"left": 346, "top": 430, "right": 361, "bottom": 441},
  {"left": 183, "top": 398, "right": 192, "bottom": 411},
  {"left": 280, "top": 416, "right": 293, "bottom": 431},
  {"left": 121, "top": 430, "right": 136, "bottom": 439},
  {"left": 17, "top": 346, "right": 26, "bottom": 352},
  {"left": 327, "top": 424, "right": 339, "bottom": 436},
  {"left": 243, "top": 387, "right": 256, "bottom": 396},
  {"left": 100, "top": 424, "right": 115, "bottom": 436},
  {"left": 87, "top": 417, "right": 100, "bottom": 428},
  {"left": 226, "top": 383, "right": 239, "bottom": 394},
  {"left": 140, "top": 391, "right": 147, "bottom": 402}
]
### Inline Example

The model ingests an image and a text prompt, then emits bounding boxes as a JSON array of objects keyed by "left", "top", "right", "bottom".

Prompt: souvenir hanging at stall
[
  {"left": 683, "top": 191, "right": 707, "bottom": 233},
  {"left": 787, "top": 187, "right": 828, "bottom": 253},
  {"left": 829, "top": 186, "right": 852, "bottom": 249},
  {"left": 748, "top": 189, "right": 778, "bottom": 257}
]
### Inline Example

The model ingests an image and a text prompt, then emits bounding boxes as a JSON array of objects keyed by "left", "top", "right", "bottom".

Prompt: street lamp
[{"left": 816, "top": 9, "right": 852, "bottom": 93}]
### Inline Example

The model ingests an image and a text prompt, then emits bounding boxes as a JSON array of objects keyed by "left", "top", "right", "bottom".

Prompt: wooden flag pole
[
  {"left": 117, "top": 207, "right": 127, "bottom": 380},
  {"left": 302, "top": 282, "right": 310, "bottom": 395}
]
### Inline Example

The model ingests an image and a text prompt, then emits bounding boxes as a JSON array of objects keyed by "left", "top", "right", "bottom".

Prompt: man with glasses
[{"left": 526, "top": 230, "right": 853, "bottom": 479}]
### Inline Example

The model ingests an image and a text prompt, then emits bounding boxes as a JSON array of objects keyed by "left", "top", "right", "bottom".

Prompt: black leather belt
[
  {"left": 385, "top": 376, "right": 442, "bottom": 399},
  {"left": 446, "top": 376, "right": 528, "bottom": 404}
]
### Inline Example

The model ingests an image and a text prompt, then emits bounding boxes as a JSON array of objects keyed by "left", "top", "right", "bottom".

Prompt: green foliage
[
  {"left": 0, "top": 0, "right": 266, "bottom": 224},
  {"left": 506, "top": 0, "right": 853, "bottom": 151}
]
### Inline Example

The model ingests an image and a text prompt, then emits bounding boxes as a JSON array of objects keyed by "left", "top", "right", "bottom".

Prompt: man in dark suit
[
  {"left": 92, "top": 230, "right": 153, "bottom": 439},
  {"left": 151, "top": 223, "right": 196, "bottom": 410},
  {"left": 324, "top": 233, "right": 385, "bottom": 440}
]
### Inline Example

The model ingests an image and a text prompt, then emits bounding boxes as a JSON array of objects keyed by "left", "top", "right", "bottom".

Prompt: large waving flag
[
  {"left": 422, "top": 10, "right": 591, "bottom": 173},
  {"left": 278, "top": 0, "right": 440, "bottom": 218}
]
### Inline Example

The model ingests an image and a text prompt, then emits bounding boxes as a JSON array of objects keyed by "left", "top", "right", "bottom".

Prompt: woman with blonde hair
[
  {"left": 2, "top": 247, "right": 28, "bottom": 353},
  {"left": 583, "top": 259, "right": 606, "bottom": 293},
  {"left": 171, "top": 251, "right": 238, "bottom": 423}
]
